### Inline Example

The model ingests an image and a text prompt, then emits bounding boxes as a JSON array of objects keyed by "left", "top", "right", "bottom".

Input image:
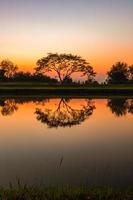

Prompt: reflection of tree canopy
[
  {"left": 35, "top": 98, "right": 95, "bottom": 128},
  {"left": 0, "top": 99, "right": 18, "bottom": 116},
  {"left": 107, "top": 98, "right": 133, "bottom": 117},
  {"left": 128, "top": 100, "right": 133, "bottom": 114}
]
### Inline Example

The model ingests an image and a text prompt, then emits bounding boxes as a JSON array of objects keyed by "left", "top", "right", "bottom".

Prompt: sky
[{"left": 0, "top": 0, "right": 133, "bottom": 81}]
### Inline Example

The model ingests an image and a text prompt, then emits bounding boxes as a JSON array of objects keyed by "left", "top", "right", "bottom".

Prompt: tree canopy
[
  {"left": 35, "top": 53, "right": 96, "bottom": 84},
  {"left": 107, "top": 62, "right": 129, "bottom": 84},
  {"left": 0, "top": 60, "right": 18, "bottom": 78}
]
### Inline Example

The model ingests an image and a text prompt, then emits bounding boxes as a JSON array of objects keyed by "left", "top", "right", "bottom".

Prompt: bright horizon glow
[{"left": 0, "top": 0, "right": 133, "bottom": 82}]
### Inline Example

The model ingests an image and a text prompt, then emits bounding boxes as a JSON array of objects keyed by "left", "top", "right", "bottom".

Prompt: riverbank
[
  {"left": 0, "top": 185, "right": 132, "bottom": 200},
  {"left": 0, "top": 83, "right": 133, "bottom": 95}
]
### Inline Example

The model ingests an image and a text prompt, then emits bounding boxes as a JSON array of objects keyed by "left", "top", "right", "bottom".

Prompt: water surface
[{"left": 0, "top": 97, "right": 133, "bottom": 186}]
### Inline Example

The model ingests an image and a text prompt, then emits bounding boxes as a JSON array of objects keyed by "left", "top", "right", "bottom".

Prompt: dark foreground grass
[
  {"left": 0, "top": 185, "right": 133, "bottom": 200},
  {"left": 0, "top": 83, "right": 133, "bottom": 95}
]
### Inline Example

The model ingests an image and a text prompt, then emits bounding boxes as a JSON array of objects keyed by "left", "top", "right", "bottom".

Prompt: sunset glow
[{"left": 0, "top": 0, "right": 133, "bottom": 81}]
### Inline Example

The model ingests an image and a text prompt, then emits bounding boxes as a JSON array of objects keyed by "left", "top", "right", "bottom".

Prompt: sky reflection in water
[{"left": 0, "top": 97, "right": 133, "bottom": 186}]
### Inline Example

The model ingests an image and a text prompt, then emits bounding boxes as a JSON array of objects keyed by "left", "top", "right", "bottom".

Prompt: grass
[
  {"left": 0, "top": 83, "right": 133, "bottom": 96},
  {"left": 0, "top": 185, "right": 132, "bottom": 200}
]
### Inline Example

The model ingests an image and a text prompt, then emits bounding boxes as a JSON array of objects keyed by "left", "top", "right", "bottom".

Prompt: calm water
[{"left": 0, "top": 97, "right": 133, "bottom": 186}]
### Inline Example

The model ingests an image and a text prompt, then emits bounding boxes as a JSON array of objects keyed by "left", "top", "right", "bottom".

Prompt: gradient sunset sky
[{"left": 0, "top": 0, "right": 133, "bottom": 81}]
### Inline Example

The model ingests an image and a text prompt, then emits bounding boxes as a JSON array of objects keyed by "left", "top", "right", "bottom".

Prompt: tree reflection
[
  {"left": 35, "top": 98, "right": 95, "bottom": 128},
  {"left": 107, "top": 98, "right": 133, "bottom": 117},
  {"left": 128, "top": 99, "right": 133, "bottom": 114},
  {"left": 0, "top": 99, "right": 18, "bottom": 116}
]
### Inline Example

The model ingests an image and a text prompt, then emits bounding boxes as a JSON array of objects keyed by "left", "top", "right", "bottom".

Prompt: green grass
[
  {"left": 0, "top": 185, "right": 132, "bottom": 200},
  {"left": 0, "top": 83, "right": 133, "bottom": 96},
  {"left": 0, "top": 82, "right": 133, "bottom": 88},
  {"left": 0, "top": 82, "right": 133, "bottom": 89}
]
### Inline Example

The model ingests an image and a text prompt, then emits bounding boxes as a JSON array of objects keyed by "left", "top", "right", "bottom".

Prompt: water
[{"left": 0, "top": 97, "right": 133, "bottom": 186}]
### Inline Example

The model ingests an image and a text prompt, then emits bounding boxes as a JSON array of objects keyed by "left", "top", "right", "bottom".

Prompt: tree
[
  {"left": 107, "top": 62, "right": 129, "bottom": 84},
  {"left": 0, "top": 60, "right": 18, "bottom": 78},
  {"left": 35, "top": 53, "right": 96, "bottom": 84},
  {"left": 0, "top": 69, "right": 6, "bottom": 81},
  {"left": 128, "top": 65, "right": 133, "bottom": 82}
]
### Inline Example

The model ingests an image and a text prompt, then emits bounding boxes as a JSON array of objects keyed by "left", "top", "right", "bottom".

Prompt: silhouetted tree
[
  {"left": 128, "top": 65, "right": 133, "bottom": 82},
  {"left": 0, "top": 69, "right": 6, "bottom": 81},
  {"left": 10, "top": 71, "right": 58, "bottom": 83},
  {"left": 35, "top": 53, "right": 96, "bottom": 84},
  {"left": 0, "top": 60, "right": 18, "bottom": 78},
  {"left": 107, "top": 62, "right": 129, "bottom": 84},
  {"left": 32, "top": 72, "right": 58, "bottom": 83},
  {"left": 35, "top": 98, "right": 95, "bottom": 128}
]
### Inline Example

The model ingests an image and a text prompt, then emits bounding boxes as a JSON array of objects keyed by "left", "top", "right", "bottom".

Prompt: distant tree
[
  {"left": 0, "top": 60, "right": 18, "bottom": 78},
  {"left": 107, "top": 62, "right": 129, "bottom": 84},
  {"left": 32, "top": 72, "right": 58, "bottom": 83},
  {"left": 128, "top": 65, "right": 133, "bottom": 82},
  {"left": 84, "top": 79, "right": 99, "bottom": 86},
  {"left": 0, "top": 69, "right": 6, "bottom": 81},
  {"left": 35, "top": 53, "right": 96, "bottom": 84},
  {"left": 12, "top": 71, "right": 32, "bottom": 82},
  {"left": 11, "top": 71, "right": 58, "bottom": 83}
]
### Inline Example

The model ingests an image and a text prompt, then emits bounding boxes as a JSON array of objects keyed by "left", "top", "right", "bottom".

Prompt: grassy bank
[
  {"left": 0, "top": 185, "right": 132, "bottom": 200},
  {"left": 0, "top": 83, "right": 133, "bottom": 95}
]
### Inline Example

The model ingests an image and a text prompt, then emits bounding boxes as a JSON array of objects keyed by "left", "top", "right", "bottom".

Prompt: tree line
[{"left": 0, "top": 53, "right": 133, "bottom": 85}]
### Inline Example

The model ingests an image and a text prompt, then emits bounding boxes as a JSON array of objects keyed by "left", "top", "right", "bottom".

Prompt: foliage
[
  {"left": 35, "top": 53, "right": 96, "bottom": 84},
  {"left": 0, "top": 57, "right": 133, "bottom": 85},
  {"left": 107, "top": 62, "right": 133, "bottom": 84},
  {"left": 107, "top": 62, "right": 129, "bottom": 84},
  {"left": 0, "top": 60, "right": 18, "bottom": 78}
]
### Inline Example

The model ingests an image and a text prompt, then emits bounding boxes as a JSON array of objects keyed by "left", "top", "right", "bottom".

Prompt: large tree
[
  {"left": 35, "top": 53, "right": 96, "bottom": 84},
  {"left": 107, "top": 62, "right": 129, "bottom": 84},
  {"left": 0, "top": 60, "right": 18, "bottom": 78}
]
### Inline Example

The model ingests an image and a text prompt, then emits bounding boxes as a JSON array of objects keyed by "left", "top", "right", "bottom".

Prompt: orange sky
[{"left": 0, "top": 0, "right": 133, "bottom": 82}]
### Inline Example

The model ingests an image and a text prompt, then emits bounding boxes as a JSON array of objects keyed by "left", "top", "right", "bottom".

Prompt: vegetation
[
  {"left": 0, "top": 55, "right": 133, "bottom": 87},
  {"left": 0, "top": 185, "right": 132, "bottom": 200},
  {"left": 107, "top": 62, "right": 133, "bottom": 84},
  {"left": 35, "top": 53, "right": 96, "bottom": 84}
]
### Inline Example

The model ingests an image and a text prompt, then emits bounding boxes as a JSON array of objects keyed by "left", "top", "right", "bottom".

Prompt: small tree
[
  {"left": 0, "top": 60, "right": 18, "bottom": 78},
  {"left": 35, "top": 53, "right": 96, "bottom": 84},
  {"left": 107, "top": 62, "right": 129, "bottom": 84},
  {"left": 128, "top": 65, "right": 133, "bottom": 81}
]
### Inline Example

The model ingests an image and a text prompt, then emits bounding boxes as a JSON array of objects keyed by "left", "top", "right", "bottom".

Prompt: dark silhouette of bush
[
  {"left": 128, "top": 65, "right": 133, "bottom": 83},
  {"left": 10, "top": 71, "right": 58, "bottom": 83},
  {"left": 107, "top": 62, "right": 129, "bottom": 84}
]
